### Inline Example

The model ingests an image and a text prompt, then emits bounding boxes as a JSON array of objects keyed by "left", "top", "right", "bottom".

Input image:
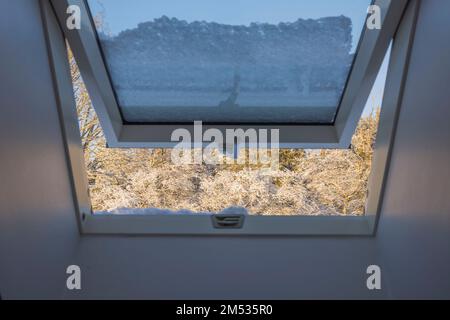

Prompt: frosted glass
[{"left": 87, "top": 0, "right": 369, "bottom": 123}]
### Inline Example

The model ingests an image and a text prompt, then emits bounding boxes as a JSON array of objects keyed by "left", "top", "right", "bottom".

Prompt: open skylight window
[
  {"left": 42, "top": 0, "right": 419, "bottom": 234},
  {"left": 87, "top": 0, "right": 369, "bottom": 124},
  {"left": 50, "top": 0, "right": 408, "bottom": 148}
]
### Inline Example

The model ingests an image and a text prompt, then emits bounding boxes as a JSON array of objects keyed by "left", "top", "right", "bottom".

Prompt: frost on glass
[{"left": 89, "top": 2, "right": 364, "bottom": 123}]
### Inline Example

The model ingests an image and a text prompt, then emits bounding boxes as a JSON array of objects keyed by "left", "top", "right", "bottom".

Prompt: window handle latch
[{"left": 212, "top": 214, "right": 245, "bottom": 229}]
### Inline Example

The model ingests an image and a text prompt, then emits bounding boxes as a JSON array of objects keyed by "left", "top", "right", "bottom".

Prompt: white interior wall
[
  {"left": 0, "top": 0, "right": 449, "bottom": 299},
  {"left": 375, "top": 0, "right": 450, "bottom": 299},
  {"left": 0, "top": 0, "right": 80, "bottom": 299},
  {"left": 69, "top": 236, "right": 379, "bottom": 299}
]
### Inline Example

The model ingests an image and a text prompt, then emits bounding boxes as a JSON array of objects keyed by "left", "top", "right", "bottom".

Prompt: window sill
[{"left": 81, "top": 214, "right": 373, "bottom": 236}]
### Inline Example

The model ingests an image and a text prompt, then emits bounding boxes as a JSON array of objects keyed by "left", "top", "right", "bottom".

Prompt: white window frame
[
  {"left": 40, "top": 0, "right": 420, "bottom": 235},
  {"left": 51, "top": 0, "right": 407, "bottom": 149}
]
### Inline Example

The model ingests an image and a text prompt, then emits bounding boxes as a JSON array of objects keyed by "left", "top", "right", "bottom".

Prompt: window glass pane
[{"left": 87, "top": 0, "right": 370, "bottom": 123}]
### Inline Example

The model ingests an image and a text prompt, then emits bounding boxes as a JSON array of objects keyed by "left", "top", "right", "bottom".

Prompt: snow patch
[{"left": 95, "top": 205, "right": 249, "bottom": 216}]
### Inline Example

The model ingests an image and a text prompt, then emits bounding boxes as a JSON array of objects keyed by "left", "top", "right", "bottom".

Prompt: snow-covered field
[{"left": 96, "top": 206, "right": 249, "bottom": 216}]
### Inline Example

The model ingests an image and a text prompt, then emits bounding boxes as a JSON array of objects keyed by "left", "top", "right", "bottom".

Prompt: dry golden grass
[{"left": 70, "top": 50, "right": 379, "bottom": 216}]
